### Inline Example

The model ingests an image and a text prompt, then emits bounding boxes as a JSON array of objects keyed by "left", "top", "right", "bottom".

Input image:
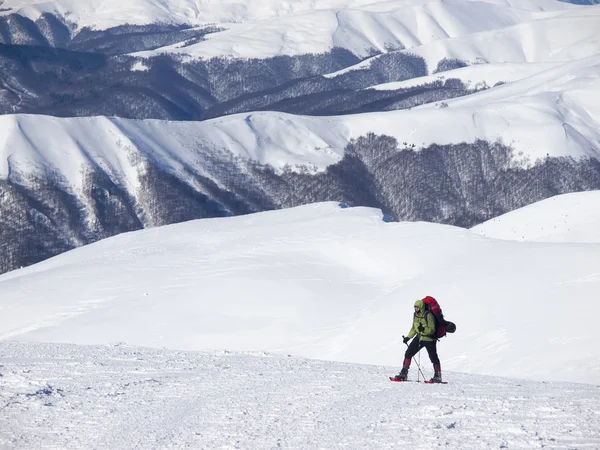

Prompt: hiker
[{"left": 393, "top": 299, "right": 443, "bottom": 383}]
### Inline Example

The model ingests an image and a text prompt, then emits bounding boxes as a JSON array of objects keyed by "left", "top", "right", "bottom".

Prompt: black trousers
[{"left": 404, "top": 337, "right": 440, "bottom": 367}]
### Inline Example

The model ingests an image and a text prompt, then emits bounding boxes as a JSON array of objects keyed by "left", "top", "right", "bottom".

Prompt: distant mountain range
[
  {"left": 1, "top": 0, "right": 598, "bottom": 120},
  {"left": 1, "top": 0, "right": 599, "bottom": 273}
]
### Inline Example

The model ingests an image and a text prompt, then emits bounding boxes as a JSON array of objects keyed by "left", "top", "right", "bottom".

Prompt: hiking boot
[
  {"left": 429, "top": 372, "right": 443, "bottom": 383},
  {"left": 393, "top": 367, "right": 409, "bottom": 381}
]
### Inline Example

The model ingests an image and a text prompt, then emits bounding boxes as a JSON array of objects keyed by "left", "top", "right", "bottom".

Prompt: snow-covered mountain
[
  {"left": 0, "top": 0, "right": 597, "bottom": 120},
  {"left": 0, "top": 0, "right": 576, "bottom": 39},
  {"left": 2, "top": 202, "right": 600, "bottom": 385},
  {"left": 1, "top": 0, "right": 597, "bottom": 123},
  {"left": 2, "top": 2, "right": 600, "bottom": 442},
  {"left": 2, "top": 341, "right": 599, "bottom": 449},
  {"left": 2, "top": 0, "right": 592, "bottom": 65},
  {"left": 130, "top": 0, "right": 557, "bottom": 60},
  {"left": 2, "top": 104, "right": 600, "bottom": 274},
  {"left": 1, "top": 45, "right": 600, "bottom": 273},
  {"left": 1, "top": 0, "right": 599, "bottom": 274}
]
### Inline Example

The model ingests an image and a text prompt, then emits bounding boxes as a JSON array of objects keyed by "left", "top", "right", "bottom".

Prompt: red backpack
[{"left": 422, "top": 296, "right": 456, "bottom": 339}]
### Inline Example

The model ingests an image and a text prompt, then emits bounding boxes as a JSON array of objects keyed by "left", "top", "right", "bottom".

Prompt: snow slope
[
  {"left": 393, "top": 8, "right": 600, "bottom": 71},
  {"left": 322, "top": 7, "right": 600, "bottom": 86},
  {"left": 1, "top": 202, "right": 599, "bottom": 384},
  {"left": 471, "top": 191, "right": 600, "bottom": 243},
  {"left": 2, "top": 50, "right": 600, "bottom": 186},
  {"left": 1, "top": 0, "right": 583, "bottom": 60},
  {"left": 0, "top": 114, "right": 349, "bottom": 181},
  {"left": 367, "top": 62, "right": 561, "bottom": 92},
  {"left": 443, "top": 52, "right": 600, "bottom": 109},
  {"left": 132, "top": 0, "right": 549, "bottom": 60},
  {"left": 1, "top": 341, "right": 599, "bottom": 449}
]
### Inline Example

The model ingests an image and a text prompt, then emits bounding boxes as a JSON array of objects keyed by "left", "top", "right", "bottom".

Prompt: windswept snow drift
[
  {"left": 1, "top": 341, "right": 599, "bottom": 449},
  {"left": 1, "top": 203, "right": 599, "bottom": 384},
  {"left": 471, "top": 190, "right": 600, "bottom": 243}
]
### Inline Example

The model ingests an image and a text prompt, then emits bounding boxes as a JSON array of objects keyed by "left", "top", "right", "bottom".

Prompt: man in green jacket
[{"left": 393, "top": 299, "right": 443, "bottom": 383}]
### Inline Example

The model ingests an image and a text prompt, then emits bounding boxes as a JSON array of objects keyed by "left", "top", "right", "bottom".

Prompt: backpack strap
[
  {"left": 424, "top": 310, "right": 444, "bottom": 340},
  {"left": 422, "top": 311, "right": 437, "bottom": 339}
]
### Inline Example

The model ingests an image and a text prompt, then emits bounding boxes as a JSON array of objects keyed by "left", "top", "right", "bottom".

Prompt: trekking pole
[{"left": 403, "top": 336, "right": 426, "bottom": 381}]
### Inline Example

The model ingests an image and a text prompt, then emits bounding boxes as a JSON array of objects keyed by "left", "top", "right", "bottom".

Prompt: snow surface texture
[
  {"left": 1, "top": 341, "right": 599, "bottom": 449},
  {"left": 1, "top": 203, "right": 599, "bottom": 385},
  {"left": 471, "top": 191, "right": 600, "bottom": 243}
]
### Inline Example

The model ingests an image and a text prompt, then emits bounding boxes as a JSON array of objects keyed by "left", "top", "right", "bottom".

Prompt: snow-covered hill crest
[
  {"left": 1, "top": 98, "right": 600, "bottom": 274},
  {"left": 0, "top": 0, "right": 587, "bottom": 60},
  {"left": 132, "top": 0, "right": 545, "bottom": 60},
  {"left": 1, "top": 0, "right": 600, "bottom": 277},
  {"left": 1, "top": 0, "right": 598, "bottom": 121},
  {"left": 1, "top": 0, "right": 576, "bottom": 29},
  {"left": 4, "top": 44, "right": 600, "bottom": 176},
  {"left": 471, "top": 191, "right": 600, "bottom": 243},
  {"left": 1, "top": 202, "right": 599, "bottom": 384}
]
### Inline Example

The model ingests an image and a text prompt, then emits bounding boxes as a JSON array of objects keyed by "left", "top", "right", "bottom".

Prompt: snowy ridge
[
  {"left": 367, "top": 62, "right": 561, "bottom": 92},
  {"left": 326, "top": 7, "right": 600, "bottom": 81},
  {"left": 1, "top": 202, "right": 599, "bottom": 384},
  {"left": 133, "top": 0, "right": 545, "bottom": 60},
  {"left": 471, "top": 191, "right": 600, "bottom": 243},
  {"left": 3, "top": 49, "right": 600, "bottom": 188},
  {"left": 0, "top": 114, "right": 347, "bottom": 181},
  {"left": 444, "top": 52, "right": 600, "bottom": 107},
  {"left": 397, "top": 10, "right": 600, "bottom": 71},
  {"left": 0, "top": 0, "right": 582, "bottom": 60},
  {"left": 1, "top": 341, "right": 599, "bottom": 449}
]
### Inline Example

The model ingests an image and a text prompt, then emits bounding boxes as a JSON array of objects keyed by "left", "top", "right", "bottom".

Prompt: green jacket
[{"left": 407, "top": 299, "right": 437, "bottom": 342}]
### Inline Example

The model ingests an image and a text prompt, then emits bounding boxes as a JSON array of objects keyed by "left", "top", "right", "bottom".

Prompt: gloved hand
[
  {"left": 403, "top": 336, "right": 410, "bottom": 345},
  {"left": 417, "top": 324, "right": 424, "bottom": 333}
]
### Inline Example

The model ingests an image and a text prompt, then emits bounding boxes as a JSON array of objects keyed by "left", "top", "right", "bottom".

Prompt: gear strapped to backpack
[{"left": 422, "top": 296, "right": 456, "bottom": 339}]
